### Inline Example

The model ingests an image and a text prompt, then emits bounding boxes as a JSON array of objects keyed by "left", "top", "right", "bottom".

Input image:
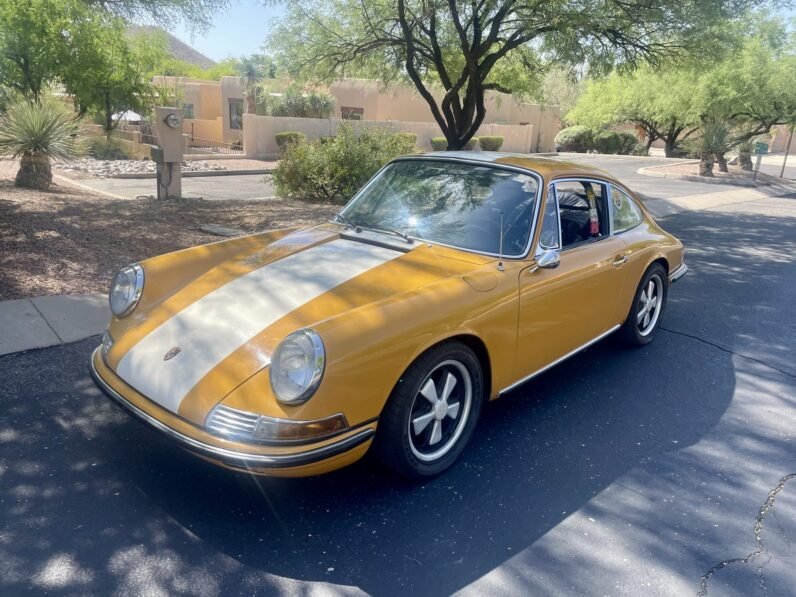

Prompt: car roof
[{"left": 411, "top": 151, "right": 620, "bottom": 184}]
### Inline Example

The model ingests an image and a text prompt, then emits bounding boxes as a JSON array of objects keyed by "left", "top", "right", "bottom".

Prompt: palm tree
[
  {"left": 235, "top": 55, "right": 265, "bottom": 115},
  {"left": 0, "top": 98, "right": 80, "bottom": 190},
  {"left": 687, "top": 119, "right": 732, "bottom": 177}
]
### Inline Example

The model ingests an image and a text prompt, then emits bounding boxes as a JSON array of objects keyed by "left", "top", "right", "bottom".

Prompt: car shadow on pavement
[
  {"left": 1, "top": 328, "right": 735, "bottom": 596},
  {"left": 4, "top": 206, "right": 794, "bottom": 596}
]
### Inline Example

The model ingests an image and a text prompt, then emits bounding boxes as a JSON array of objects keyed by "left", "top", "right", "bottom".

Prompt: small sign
[{"left": 754, "top": 142, "right": 769, "bottom": 155}]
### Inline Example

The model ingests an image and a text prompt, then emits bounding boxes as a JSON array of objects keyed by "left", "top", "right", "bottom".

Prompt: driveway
[
  {"left": 2, "top": 195, "right": 794, "bottom": 595},
  {"left": 64, "top": 173, "right": 276, "bottom": 201}
]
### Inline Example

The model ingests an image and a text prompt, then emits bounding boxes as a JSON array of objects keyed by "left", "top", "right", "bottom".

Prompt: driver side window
[{"left": 553, "top": 180, "right": 609, "bottom": 249}]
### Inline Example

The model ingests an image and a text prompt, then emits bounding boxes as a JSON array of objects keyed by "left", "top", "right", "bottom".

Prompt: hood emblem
[{"left": 163, "top": 347, "right": 182, "bottom": 361}]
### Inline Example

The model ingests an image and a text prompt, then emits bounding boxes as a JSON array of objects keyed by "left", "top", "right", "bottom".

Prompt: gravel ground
[
  {"left": 0, "top": 159, "right": 336, "bottom": 300},
  {"left": 54, "top": 158, "right": 276, "bottom": 179}
]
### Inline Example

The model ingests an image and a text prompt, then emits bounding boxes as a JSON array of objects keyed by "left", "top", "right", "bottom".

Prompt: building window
[
  {"left": 183, "top": 103, "right": 195, "bottom": 119},
  {"left": 229, "top": 99, "right": 244, "bottom": 130},
  {"left": 341, "top": 106, "right": 364, "bottom": 120}
]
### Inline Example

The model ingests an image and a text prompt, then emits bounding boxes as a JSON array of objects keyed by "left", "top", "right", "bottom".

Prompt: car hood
[{"left": 109, "top": 225, "right": 493, "bottom": 420}]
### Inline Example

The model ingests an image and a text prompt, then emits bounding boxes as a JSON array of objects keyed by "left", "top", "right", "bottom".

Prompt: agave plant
[
  {"left": 686, "top": 119, "right": 732, "bottom": 177},
  {"left": 0, "top": 98, "right": 80, "bottom": 190}
]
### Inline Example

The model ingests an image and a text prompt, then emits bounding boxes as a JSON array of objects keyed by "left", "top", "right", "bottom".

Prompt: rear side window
[{"left": 611, "top": 186, "right": 643, "bottom": 233}]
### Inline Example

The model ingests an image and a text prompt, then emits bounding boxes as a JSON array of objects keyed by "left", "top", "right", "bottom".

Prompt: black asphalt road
[{"left": 2, "top": 197, "right": 795, "bottom": 596}]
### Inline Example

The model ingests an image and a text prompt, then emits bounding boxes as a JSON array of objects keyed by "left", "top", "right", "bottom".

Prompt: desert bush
[
  {"left": 275, "top": 131, "right": 306, "bottom": 151},
  {"left": 554, "top": 126, "right": 594, "bottom": 152},
  {"left": 594, "top": 130, "right": 622, "bottom": 154},
  {"left": 478, "top": 136, "right": 504, "bottom": 151},
  {"left": 272, "top": 125, "right": 418, "bottom": 204},
  {"left": 394, "top": 132, "right": 417, "bottom": 145},
  {"left": 431, "top": 136, "right": 448, "bottom": 151},
  {"left": 0, "top": 98, "right": 80, "bottom": 190},
  {"left": 617, "top": 131, "right": 641, "bottom": 155},
  {"left": 88, "top": 136, "right": 131, "bottom": 160},
  {"left": 269, "top": 87, "right": 335, "bottom": 119}
]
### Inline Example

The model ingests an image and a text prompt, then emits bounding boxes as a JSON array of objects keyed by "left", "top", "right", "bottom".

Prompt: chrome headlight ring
[
  {"left": 109, "top": 264, "right": 144, "bottom": 317},
  {"left": 270, "top": 329, "right": 326, "bottom": 405}
]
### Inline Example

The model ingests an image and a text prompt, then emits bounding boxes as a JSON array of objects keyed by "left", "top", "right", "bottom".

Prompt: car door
[{"left": 511, "top": 179, "right": 631, "bottom": 386}]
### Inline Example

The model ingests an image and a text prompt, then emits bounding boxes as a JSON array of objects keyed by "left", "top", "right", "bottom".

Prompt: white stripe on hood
[{"left": 116, "top": 239, "right": 402, "bottom": 414}]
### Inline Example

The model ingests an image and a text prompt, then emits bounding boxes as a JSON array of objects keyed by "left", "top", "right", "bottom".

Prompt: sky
[{"left": 170, "top": 0, "right": 285, "bottom": 62}]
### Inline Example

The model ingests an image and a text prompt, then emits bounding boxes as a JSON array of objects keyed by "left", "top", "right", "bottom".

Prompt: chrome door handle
[{"left": 612, "top": 255, "right": 628, "bottom": 267}]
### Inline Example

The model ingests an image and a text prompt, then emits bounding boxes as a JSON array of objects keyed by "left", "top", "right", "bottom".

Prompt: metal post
[
  {"left": 780, "top": 127, "right": 794, "bottom": 179},
  {"left": 753, "top": 154, "right": 763, "bottom": 181}
]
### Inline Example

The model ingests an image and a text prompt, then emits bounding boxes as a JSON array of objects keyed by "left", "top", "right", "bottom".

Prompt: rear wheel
[
  {"left": 620, "top": 263, "right": 668, "bottom": 346},
  {"left": 374, "top": 342, "right": 484, "bottom": 479}
]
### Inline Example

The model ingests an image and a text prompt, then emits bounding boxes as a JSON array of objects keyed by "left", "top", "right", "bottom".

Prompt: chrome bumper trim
[
  {"left": 89, "top": 348, "right": 374, "bottom": 469},
  {"left": 669, "top": 263, "right": 688, "bottom": 283}
]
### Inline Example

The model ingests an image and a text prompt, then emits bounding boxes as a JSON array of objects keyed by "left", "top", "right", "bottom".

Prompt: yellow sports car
[{"left": 91, "top": 153, "right": 687, "bottom": 479}]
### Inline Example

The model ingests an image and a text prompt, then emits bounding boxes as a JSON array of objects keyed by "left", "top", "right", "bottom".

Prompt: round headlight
[
  {"left": 109, "top": 264, "right": 144, "bottom": 317},
  {"left": 270, "top": 330, "right": 325, "bottom": 404}
]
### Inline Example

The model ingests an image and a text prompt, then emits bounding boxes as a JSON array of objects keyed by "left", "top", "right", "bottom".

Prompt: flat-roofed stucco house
[{"left": 151, "top": 76, "right": 561, "bottom": 157}]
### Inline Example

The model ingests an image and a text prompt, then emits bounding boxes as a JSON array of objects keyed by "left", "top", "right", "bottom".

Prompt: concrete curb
[
  {"left": 637, "top": 162, "right": 763, "bottom": 188},
  {"left": 53, "top": 174, "right": 127, "bottom": 199},
  {"left": 0, "top": 294, "right": 109, "bottom": 356}
]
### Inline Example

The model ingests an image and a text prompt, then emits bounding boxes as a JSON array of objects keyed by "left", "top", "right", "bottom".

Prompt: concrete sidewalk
[{"left": 0, "top": 295, "right": 108, "bottom": 356}]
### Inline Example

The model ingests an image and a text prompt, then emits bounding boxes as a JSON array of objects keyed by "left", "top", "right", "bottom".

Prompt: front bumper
[
  {"left": 669, "top": 262, "right": 688, "bottom": 284},
  {"left": 89, "top": 347, "right": 375, "bottom": 475}
]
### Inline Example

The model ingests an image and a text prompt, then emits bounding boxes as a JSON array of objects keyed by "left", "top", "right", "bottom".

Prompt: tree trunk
[
  {"left": 738, "top": 151, "right": 753, "bottom": 171},
  {"left": 664, "top": 138, "right": 678, "bottom": 158},
  {"left": 698, "top": 153, "right": 714, "bottom": 177},
  {"left": 245, "top": 89, "right": 257, "bottom": 114},
  {"left": 15, "top": 153, "right": 52, "bottom": 190},
  {"left": 715, "top": 152, "right": 728, "bottom": 172}
]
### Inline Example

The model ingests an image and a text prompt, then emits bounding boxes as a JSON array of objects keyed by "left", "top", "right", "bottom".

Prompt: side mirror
[{"left": 536, "top": 248, "right": 561, "bottom": 270}]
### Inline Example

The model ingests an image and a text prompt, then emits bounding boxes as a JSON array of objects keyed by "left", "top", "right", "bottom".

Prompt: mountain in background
[{"left": 127, "top": 25, "right": 216, "bottom": 69}]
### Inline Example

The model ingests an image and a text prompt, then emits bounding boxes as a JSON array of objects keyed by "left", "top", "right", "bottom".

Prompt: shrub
[
  {"left": 593, "top": 130, "right": 622, "bottom": 154},
  {"left": 554, "top": 126, "right": 594, "bottom": 152},
  {"left": 478, "top": 136, "right": 504, "bottom": 151},
  {"left": 462, "top": 138, "right": 479, "bottom": 150},
  {"left": 88, "top": 136, "right": 131, "bottom": 160},
  {"left": 275, "top": 131, "right": 306, "bottom": 151},
  {"left": 431, "top": 136, "right": 447, "bottom": 151},
  {"left": 272, "top": 125, "right": 419, "bottom": 204},
  {"left": 0, "top": 98, "right": 80, "bottom": 190},
  {"left": 394, "top": 132, "right": 417, "bottom": 145},
  {"left": 617, "top": 131, "right": 640, "bottom": 155},
  {"left": 268, "top": 87, "right": 335, "bottom": 119}
]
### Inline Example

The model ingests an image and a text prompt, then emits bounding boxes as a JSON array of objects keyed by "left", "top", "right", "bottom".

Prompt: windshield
[{"left": 339, "top": 159, "right": 540, "bottom": 257}]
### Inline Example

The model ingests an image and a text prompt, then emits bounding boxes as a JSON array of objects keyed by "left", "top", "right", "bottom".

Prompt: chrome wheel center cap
[{"left": 434, "top": 400, "right": 448, "bottom": 420}]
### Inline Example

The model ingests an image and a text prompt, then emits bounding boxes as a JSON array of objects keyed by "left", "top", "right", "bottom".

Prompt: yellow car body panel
[{"left": 91, "top": 154, "right": 686, "bottom": 477}]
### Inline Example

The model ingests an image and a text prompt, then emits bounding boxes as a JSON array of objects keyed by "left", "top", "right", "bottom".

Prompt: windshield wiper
[
  {"left": 357, "top": 222, "right": 414, "bottom": 244},
  {"left": 333, "top": 213, "right": 413, "bottom": 244},
  {"left": 332, "top": 212, "right": 362, "bottom": 232}
]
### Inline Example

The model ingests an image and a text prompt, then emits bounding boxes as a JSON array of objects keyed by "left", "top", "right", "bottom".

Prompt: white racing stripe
[{"left": 116, "top": 239, "right": 402, "bottom": 413}]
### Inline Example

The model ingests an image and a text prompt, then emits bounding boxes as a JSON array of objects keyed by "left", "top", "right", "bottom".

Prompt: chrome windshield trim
[
  {"left": 336, "top": 155, "right": 544, "bottom": 261},
  {"left": 89, "top": 348, "right": 374, "bottom": 468},
  {"left": 498, "top": 324, "right": 621, "bottom": 395},
  {"left": 669, "top": 263, "right": 688, "bottom": 283}
]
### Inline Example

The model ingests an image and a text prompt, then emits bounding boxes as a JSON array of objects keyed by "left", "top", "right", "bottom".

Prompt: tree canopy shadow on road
[{"left": 2, "top": 204, "right": 794, "bottom": 595}]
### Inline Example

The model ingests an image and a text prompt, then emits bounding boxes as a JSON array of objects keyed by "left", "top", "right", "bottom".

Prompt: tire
[
  {"left": 619, "top": 263, "right": 668, "bottom": 347},
  {"left": 373, "top": 342, "right": 484, "bottom": 479}
]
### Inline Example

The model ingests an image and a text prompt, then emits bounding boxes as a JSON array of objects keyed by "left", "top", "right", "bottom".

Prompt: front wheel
[
  {"left": 373, "top": 342, "right": 484, "bottom": 479},
  {"left": 619, "top": 263, "right": 668, "bottom": 346}
]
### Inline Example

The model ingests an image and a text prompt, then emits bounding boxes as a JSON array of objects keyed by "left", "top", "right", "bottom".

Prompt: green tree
[
  {"left": 64, "top": 17, "right": 161, "bottom": 135},
  {"left": 269, "top": 0, "right": 768, "bottom": 150},
  {"left": 567, "top": 67, "right": 700, "bottom": 156},
  {"left": 235, "top": 55, "right": 267, "bottom": 114},
  {"left": 0, "top": 0, "right": 77, "bottom": 101},
  {"left": 83, "top": 0, "right": 230, "bottom": 31}
]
